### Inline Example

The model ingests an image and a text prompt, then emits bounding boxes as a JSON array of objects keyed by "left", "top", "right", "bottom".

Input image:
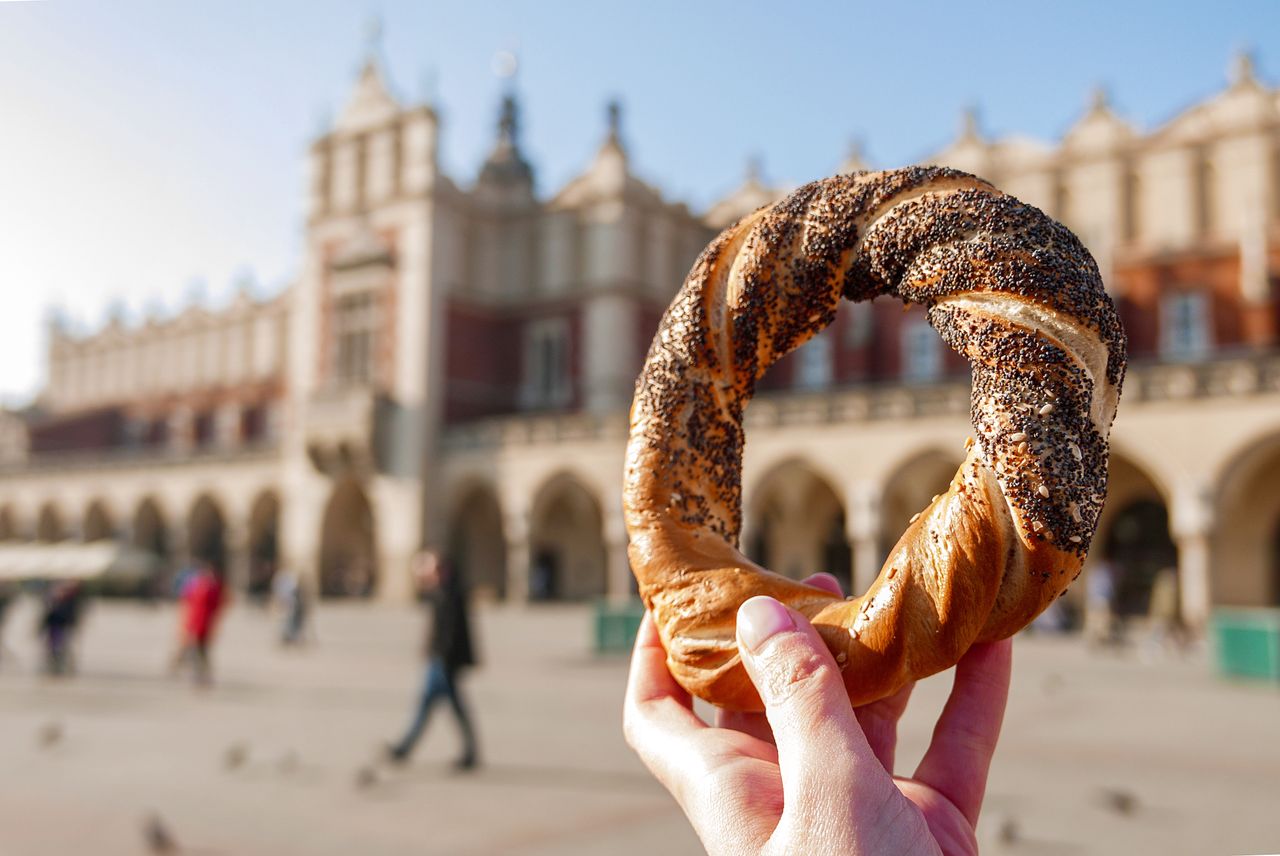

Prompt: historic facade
[{"left": 3, "top": 49, "right": 1279, "bottom": 627}]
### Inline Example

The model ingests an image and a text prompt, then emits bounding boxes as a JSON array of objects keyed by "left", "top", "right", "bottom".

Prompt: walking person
[
  {"left": 387, "top": 549, "right": 479, "bottom": 770},
  {"left": 272, "top": 568, "right": 310, "bottom": 646},
  {"left": 39, "top": 580, "right": 84, "bottom": 676},
  {"left": 170, "top": 564, "right": 226, "bottom": 686},
  {"left": 0, "top": 582, "right": 16, "bottom": 667}
]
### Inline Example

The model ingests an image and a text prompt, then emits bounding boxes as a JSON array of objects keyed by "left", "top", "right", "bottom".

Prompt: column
[
  {"left": 602, "top": 505, "right": 634, "bottom": 603},
  {"left": 1170, "top": 480, "right": 1215, "bottom": 629},
  {"left": 846, "top": 480, "right": 883, "bottom": 596},
  {"left": 503, "top": 501, "right": 531, "bottom": 604},
  {"left": 225, "top": 521, "right": 250, "bottom": 592}
]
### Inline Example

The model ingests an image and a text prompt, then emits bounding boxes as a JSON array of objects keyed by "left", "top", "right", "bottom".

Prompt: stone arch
[
  {"left": 83, "top": 499, "right": 116, "bottom": 542},
  {"left": 744, "top": 458, "right": 849, "bottom": 590},
  {"left": 878, "top": 448, "right": 963, "bottom": 560},
  {"left": 528, "top": 473, "right": 606, "bottom": 601},
  {"left": 1213, "top": 432, "right": 1280, "bottom": 607},
  {"left": 247, "top": 490, "right": 281, "bottom": 596},
  {"left": 36, "top": 501, "right": 66, "bottom": 542},
  {"left": 318, "top": 477, "right": 377, "bottom": 598},
  {"left": 1091, "top": 452, "right": 1175, "bottom": 617},
  {"left": 187, "top": 494, "right": 228, "bottom": 574},
  {"left": 447, "top": 482, "right": 507, "bottom": 601},
  {"left": 133, "top": 497, "right": 171, "bottom": 562}
]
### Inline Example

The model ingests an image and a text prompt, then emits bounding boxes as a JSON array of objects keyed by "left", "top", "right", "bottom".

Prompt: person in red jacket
[{"left": 171, "top": 564, "right": 226, "bottom": 686}]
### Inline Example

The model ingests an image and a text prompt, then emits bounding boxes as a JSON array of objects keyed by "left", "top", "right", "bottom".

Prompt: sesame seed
[
  {"left": 1069, "top": 442, "right": 1082, "bottom": 461},
  {"left": 1069, "top": 535, "right": 1082, "bottom": 543},
  {"left": 1031, "top": 520, "right": 1044, "bottom": 532},
  {"left": 1038, "top": 484, "right": 1050, "bottom": 498},
  {"left": 1009, "top": 432, "right": 1027, "bottom": 442},
  {"left": 909, "top": 512, "right": 922, "bottom": 524},
  {"left": 1039, "top": 403, "right": 1055, "bottom": 416},
  {"left": 1070, "top": 503, "right": 1082, "bottom": 523},
  {"left": 931, "top": 494, "right": 940, "bottom": 503}
]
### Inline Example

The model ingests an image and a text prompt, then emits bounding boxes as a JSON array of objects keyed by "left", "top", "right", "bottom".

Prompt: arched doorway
[
  {"left": 1102, "top": 499, "right": 1177, "bottom": 616},
  {"left": 448, "top": 484, "right": 507, "bottom": 601},
  {"left": 745, "top": 460, "right": 849, "bottom": 591},
  {"left": 1091, "top": 454, "right": 1173, "bottom": 618},
  {"left": 318, "top": 478, "right": 376, "bottom": 598},
  {"left": 187, "top": 495, "right": 228, "bottom": 574},
  {"left": 528, "top": 475, "right": 606, "bottom": 601},
  {"left": 1215, "top": 436, "right": 1280, "bottom": 607},
  {"left": 247, "top": 491, "right": 281, "bottom": 597},
  {"left": 83, "top": 500, "right": 115, "bottom": 542},
  {"left": 133, "top": 498, "right": 170, "bottom": 562},
  {"left": 879, "top": 449, "right": 962, "bottom": 560},
  {"left": 36, "top": 502, "right": 66, "bottom": 542}
]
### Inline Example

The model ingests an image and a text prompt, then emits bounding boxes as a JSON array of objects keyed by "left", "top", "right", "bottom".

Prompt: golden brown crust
[{"left": 624, "top": 167, "right": 1127, "bottom": 711}]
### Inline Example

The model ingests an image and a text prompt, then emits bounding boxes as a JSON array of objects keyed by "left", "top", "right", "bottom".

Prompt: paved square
[{"left": 1, "top": 599, "right": 1277, "bottom": 855}]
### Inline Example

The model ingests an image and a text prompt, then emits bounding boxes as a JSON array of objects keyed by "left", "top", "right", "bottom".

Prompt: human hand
[{"left": 623, "top": 573, "right": 1012, "bottom": 856}]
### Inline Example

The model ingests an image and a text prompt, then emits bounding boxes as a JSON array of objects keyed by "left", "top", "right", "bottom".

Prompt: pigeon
[
  {"left": 982, "top": 811, "right": 1019, "bottom": 849},
  {"left": 1099, "top": 787, "right": 1139, "bottom": 816},
  {"left": 223, "top": 742, "right": 249, "bottom": 771},
  {"left": 354, "top": 765, "right": 378, "bottom": 789},
  {"left": 142, "top": 811, "right": 179, "bottom": 854},
  {"left": 37, "top": 721, "right": 63, "bottom": 749}
]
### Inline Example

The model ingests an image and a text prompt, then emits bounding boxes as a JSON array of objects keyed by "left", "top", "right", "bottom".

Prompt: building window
[
  {"left": 193, "top": 411, "right": 216, "bottom": 447},
  {"left": 795, "top": 330, "right": 833, "bottom": 390},
  {"left": 1160, "top": 291, "right": 1211, "bottom": 361},
  {"left": 521, "top": 318, "right": 571, "bottom": 409},
  {"left": 902, "top": 319, "right": 943, "bottom": 382},
  {"left": 333, "top": 291, "right": 378, "bottom": 385},
  {"left": 241, "top": 404, "right": 266, "bottom": 444},
  {"left": 844, "top": 302, "right": 873, "bottom": 349}
]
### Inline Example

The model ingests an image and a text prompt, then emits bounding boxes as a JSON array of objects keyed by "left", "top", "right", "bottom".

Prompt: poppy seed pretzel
[{"left": 624, "top": 166, "right": 1126, "bottom": 711}]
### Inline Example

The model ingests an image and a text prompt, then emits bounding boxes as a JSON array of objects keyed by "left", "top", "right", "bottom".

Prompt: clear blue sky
[{"left": 1, "top": 0, "right": 1276, "bottom": 403}]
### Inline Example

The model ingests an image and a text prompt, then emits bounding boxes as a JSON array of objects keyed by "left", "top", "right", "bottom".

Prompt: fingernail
[{"left": 738, "top": 596, "right": 795, "bottom": 654}]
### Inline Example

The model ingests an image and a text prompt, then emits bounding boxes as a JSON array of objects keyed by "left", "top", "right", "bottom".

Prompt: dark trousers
[{"left": 394, "top": 657, "right": 477, "bottom": 761}]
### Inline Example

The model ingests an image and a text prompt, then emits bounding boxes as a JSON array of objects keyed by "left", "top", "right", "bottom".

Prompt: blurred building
[{"left": 2, "top": 49, "right": 1279, "bottom": 625}]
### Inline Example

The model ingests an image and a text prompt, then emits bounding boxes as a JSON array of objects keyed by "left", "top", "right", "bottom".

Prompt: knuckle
[{"left": 758, "top": 643, "right": 840, "bottom": 709}]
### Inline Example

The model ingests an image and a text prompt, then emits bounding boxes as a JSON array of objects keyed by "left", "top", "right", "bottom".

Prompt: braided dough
[{"left": 624, "top": 167, "right": 1127, "bottom": 711}]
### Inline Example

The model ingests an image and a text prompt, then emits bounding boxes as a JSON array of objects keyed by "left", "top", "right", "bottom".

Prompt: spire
[
  {"left": 840, "top": 138, "right": 869, "bottom": 174},
  {"left": 1230, "top": 48, "right": 1259, "bottom": 89},
  {"left": 478, "top": 91, "right": 532, "bottom": 187},
  {"left": 336, "top": 16, "right": 400, "bottom": 131},
  {"left": 1088, "top": 84, "right": 1110, "bottom": 115},
  {"left": 498, "top": 93, "right": 519, "bottom": 147},
  {"left": 958, "top": 104, "right": 982, "bottom": 142},
  {"left": 363, "top": 14, "right": 383, "bottom": 67},
  {"left": 606, "top": 99, "right": 621, "bottom": 141}
]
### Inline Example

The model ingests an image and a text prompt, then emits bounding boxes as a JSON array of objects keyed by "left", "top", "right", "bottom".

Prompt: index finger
[{"left": 913, "top": 637, "right": 1013, "bottom": 825}]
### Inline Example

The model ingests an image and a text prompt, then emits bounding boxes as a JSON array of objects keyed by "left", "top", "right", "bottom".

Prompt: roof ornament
[
  {"left": 1230, "top": 48, "right": 1258, "bottom": 89},
  {"left": 606, "top": 98, "right": 623, "bottom": 145},
  {"left": 1088, "top": 84, "right": 1110, "bottom": 114},
  {"left": 363, "top": 14, "right": 384, "bottom": 67},
  {"left": 958, "top": 104, "right": 982, "bottom": 142}
]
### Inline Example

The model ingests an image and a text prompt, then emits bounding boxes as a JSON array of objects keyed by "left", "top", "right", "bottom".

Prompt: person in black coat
[{"left": 388, "top": 549, "right": 479, "bottom": 769}]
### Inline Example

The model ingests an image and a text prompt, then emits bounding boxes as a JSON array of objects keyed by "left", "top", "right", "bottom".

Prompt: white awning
[{"left": 0, "top": 541, "right": 157, "bottom": 581}]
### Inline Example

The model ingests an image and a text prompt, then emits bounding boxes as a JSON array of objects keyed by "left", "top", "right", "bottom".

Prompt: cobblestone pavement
[{"left": 0, "top": 599, "right": 1277, "bottom": 856}]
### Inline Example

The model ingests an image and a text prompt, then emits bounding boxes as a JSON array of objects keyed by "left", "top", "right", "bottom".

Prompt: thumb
[{"left": 735, "top": 597, "right": 887, "bottom": 811}]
